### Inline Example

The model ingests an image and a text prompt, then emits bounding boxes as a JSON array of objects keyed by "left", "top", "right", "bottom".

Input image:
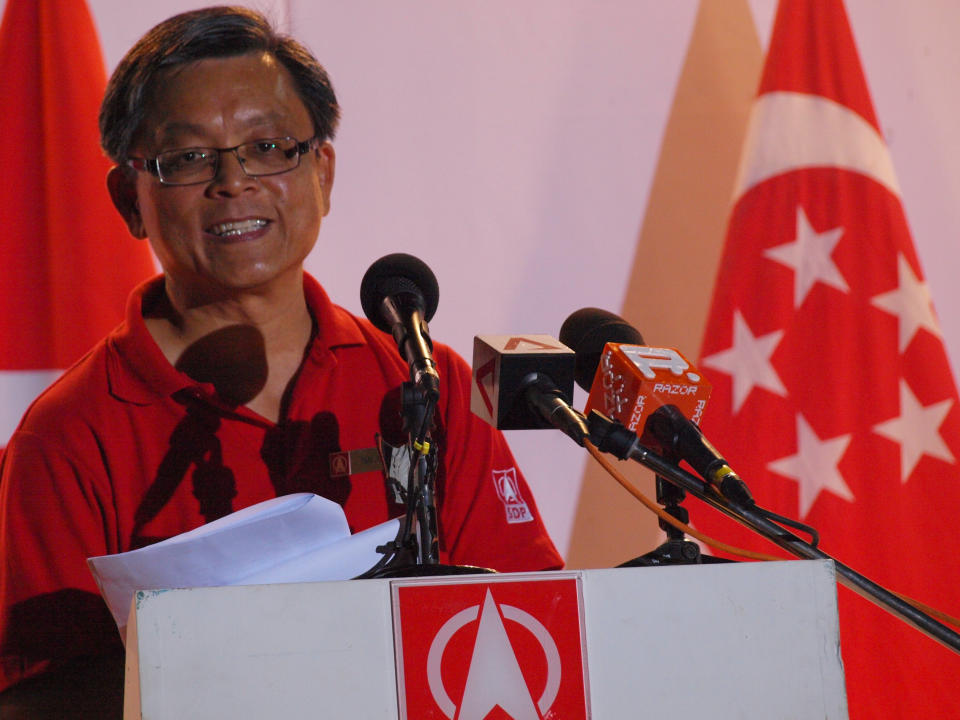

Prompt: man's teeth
[{"left": 209, "top": 219, "right": 268, "bottom": 237}]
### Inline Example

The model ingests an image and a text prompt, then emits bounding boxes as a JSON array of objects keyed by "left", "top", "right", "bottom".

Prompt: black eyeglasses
[{"left": 127, "top": 136, "right": 318, "bottom": 186}]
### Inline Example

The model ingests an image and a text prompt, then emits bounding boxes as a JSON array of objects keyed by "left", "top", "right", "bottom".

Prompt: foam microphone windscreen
[
  {"left": 558, "top": 307, "right": 645, "bottom": 390},
  {"left": 359, "top": 253, "right": 439, "bottom": 332}
]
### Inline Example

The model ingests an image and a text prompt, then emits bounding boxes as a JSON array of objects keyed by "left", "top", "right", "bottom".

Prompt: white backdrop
[{"left": 8, "top": 0, "right": 960, "bottom": 558}]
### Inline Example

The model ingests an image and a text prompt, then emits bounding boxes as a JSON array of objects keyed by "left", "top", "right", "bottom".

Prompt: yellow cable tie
[{"left": 413, "top": 439, "right": 431, "bottom": 454}]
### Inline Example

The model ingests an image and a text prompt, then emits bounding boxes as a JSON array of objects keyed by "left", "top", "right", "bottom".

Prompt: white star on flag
[
  {"left": 873, "top": 379, "right": 955, "bottom": 483},
  {"left": 764, "top": 205, "right": 849, "bottom": 307},
  {"left": 870, "top": 253, "right": 941, "bottom": 352},
  {"left": 767, "top": 413, "right": 854, "bottom": 518},
  {"left": 701, "top": 310, "right": 788, "bottom": 413}
]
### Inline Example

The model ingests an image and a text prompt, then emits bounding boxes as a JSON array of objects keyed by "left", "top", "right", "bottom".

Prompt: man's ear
[
  {"left": 316, "top": 141, "right": 335, "bottom": 217},
  {"left": 107, "top": 166, "right": 147, "bottom": 238}
]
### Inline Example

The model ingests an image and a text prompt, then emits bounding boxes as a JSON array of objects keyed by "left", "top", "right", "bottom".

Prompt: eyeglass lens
[{"left": 156, "top": 138, "right": 303, "bottom": 184}]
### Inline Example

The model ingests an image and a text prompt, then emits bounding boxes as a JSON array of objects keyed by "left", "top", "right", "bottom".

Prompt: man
[{"left": 0, "top": 7, "right": 562, "bottom": 718}]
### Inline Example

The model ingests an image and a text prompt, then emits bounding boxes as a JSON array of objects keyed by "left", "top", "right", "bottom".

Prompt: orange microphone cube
[{"left": 584, "top": 344, "right": 712, "bottom": 442}]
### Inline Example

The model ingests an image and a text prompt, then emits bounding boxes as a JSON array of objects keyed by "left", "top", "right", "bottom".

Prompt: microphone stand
[
  {"left": 620, "top": 468, "right": 730, "bottom": 567},
  {"left": 358, "top": 383, "right": 493, "bottom": 578},
  {"left": 586, "top": 410, "right": 960, "bottom": 656}
]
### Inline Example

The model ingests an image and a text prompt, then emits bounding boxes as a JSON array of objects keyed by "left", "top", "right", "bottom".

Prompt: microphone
[
  {"left": 360, "top": 253, "right": 441, "bottom": 400},
  {"left": 559, "top": 309, "right": 711, "bottom": 445},
  {"left": 559, "top": 307, "right": 646, "bottom": 389},
  {"left": 470, "top": 334, "right": 588, "bottom": 445},
  {"left": 560, "top": 308, "right": 751, "bottom": 504},
  {"left": 644, "top": 404, "right": 753, "bottom": 505}
]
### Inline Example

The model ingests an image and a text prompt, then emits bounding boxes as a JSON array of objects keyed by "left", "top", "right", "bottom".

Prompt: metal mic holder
[
  {"left": 397, "top": 380, "right": 440, "bottom": 565},
  {"left": 620, "top": 467, "right": 728, "bottom": 567},
  {"left": 586, "top": 410, "right": 960, "bottom": 656},
  {"left": 617, "top": 435, "right": 708, "bottom": 565},
  {"left": 358, "top": 383, "right": 493, "bottom": 579}
]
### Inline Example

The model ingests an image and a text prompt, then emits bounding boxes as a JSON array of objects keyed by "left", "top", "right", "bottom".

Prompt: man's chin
[{"left": 165, "top": 264, "right": 305, "bottom": 306}]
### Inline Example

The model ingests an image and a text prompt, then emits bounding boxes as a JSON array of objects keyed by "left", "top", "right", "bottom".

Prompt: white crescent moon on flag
[
  {"left": 733, "top": 91, "right": 900, "bottom": 200},
  {"left": 0, "top": 370, "right": 61, "bottom": 445}
]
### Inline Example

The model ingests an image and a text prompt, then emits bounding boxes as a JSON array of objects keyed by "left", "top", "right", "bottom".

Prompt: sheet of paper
[
  {"left": 241, "top": 518, "right": 400, "bottom": 584},
  {"left": 87, "top": 493, "right": 398, "bottom": 639}
]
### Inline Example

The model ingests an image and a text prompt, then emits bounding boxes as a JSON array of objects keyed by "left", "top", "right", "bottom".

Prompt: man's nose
[{"left": 207, "top": 148, "right": 257, "bottom": 195}]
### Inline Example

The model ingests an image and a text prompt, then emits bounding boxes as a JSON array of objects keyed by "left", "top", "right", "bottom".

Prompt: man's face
[{"left": 112, "top": 51, "right": 335, "bottom": 303}]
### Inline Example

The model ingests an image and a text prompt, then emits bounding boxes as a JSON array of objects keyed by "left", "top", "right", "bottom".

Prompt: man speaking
[{"left": 0, "top": 7, "right": 561, "bottom": 718}]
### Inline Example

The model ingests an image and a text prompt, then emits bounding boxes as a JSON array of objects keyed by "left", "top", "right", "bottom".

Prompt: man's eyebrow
[
  {"left": 153, "top": 121, "right": 209, "bottom": 141},
  {"left": 154, "top": 113, "right": 293, "bottom": 144}
]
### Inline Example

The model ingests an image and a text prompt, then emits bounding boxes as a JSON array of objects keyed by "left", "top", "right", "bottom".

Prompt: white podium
[{"left": 123, "top": 560, "right": 848, "bottom": 719}]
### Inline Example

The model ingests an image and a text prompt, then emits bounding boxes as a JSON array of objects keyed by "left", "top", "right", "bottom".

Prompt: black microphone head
[
  {"left": 359, "top": 253, "right": 440, "bottom": 332},
  {"left": 559, "top": 307, "right": 645, "bottom": 391}
]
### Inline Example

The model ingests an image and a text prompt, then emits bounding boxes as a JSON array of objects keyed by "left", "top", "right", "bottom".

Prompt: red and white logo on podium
[{"left": 392, "top": 574, "right": 589, "bottom": 719}]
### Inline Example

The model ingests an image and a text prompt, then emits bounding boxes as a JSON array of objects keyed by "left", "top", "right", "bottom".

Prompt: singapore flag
[{"left": 695, "top": 0, "right": 960, "bottom": 717}]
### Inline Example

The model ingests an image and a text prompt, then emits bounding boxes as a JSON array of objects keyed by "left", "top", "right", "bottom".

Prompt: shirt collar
[
  {"left": 303, "top": 272, "right": 366, "bottom": 351},
  {"left": 106, "top": 273, "right": 366, "bottom": 405}
]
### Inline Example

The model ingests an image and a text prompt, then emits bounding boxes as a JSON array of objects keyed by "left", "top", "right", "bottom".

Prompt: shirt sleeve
[
  {"left": 0, "top": 428, "right": 122, "bottom": 694},
  {"left": 432, "top": 346, "right": 564, "bottom": 572}
]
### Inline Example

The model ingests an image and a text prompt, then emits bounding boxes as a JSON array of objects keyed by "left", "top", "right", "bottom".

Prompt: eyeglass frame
[{"left": 125, "top": 136, "right": 319, "bottom": 186}]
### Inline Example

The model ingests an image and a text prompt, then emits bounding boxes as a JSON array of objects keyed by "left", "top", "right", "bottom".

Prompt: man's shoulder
[{"left": 14, "top": 341, "right": 113, "bottom": 434}]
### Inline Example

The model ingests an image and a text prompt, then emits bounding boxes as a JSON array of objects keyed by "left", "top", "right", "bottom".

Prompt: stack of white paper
[{"left": 87, "top": 493, "right": 399, "bottom": 640}]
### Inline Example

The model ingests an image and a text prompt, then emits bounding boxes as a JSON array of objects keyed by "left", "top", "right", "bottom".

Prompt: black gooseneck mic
[
  {"left": 360, "top": 253, "right": 441, "bottom": 401},
  {"left": 358, "top": 254, "right": 492, "bottom": 575}
]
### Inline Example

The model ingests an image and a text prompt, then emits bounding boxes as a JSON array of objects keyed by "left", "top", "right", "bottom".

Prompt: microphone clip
[{"left": 585, "top": 410, "right": 639, "bottom": 459}]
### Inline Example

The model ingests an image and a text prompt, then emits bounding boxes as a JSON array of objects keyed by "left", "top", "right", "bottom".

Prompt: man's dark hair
[{"left": 99, "top": 5, "right": 340, "bottom": 163}]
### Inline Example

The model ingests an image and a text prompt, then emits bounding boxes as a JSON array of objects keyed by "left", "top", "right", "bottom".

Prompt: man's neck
[{"left": 144, "top": 275, "right": 315, "bottom": 422}]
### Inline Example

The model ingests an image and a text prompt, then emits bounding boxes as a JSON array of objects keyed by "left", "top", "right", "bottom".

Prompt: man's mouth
[{"left": 207, "top": 218, "right": 270, "bottom": 238}]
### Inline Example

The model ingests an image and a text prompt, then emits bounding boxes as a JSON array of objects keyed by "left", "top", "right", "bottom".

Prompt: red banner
[{"left": 0, "top": 0, "right": 155, "bottom": 443}]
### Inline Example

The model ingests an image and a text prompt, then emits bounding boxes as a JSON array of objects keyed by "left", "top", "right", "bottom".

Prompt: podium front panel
[{"left": 124, "top": 560, "right": 847, "bottom": 719}]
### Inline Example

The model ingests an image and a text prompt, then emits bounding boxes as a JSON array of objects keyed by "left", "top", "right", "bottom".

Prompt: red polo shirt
[{"left": 0, "top": 274, "right": 561, "bottom": 691}]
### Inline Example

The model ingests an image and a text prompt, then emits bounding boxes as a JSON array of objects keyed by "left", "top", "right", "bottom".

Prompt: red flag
[
  {"left": 696, "top": 0, "right": 960, "bottom": 715},
  {"left": 0, "top": 0, "right": 155, "bottom": 444}
]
